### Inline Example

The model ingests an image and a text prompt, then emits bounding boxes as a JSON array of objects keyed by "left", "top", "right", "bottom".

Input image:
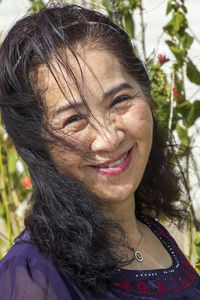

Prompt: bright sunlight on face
[{"left": 40, "top": 47, "right": 153, "bottom": 205}]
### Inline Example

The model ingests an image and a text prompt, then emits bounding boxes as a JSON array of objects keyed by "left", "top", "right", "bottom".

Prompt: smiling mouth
[
  {"left": 93, "top": 150, "right": 130, "bottom": 168},
  {"left": 90, "top": 146, "right": 134, "bottom": 176}
]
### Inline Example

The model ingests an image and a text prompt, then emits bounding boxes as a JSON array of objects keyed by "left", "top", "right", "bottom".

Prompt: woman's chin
[{"left": 91, "top": 185, "right": 136, "bottom": 206}]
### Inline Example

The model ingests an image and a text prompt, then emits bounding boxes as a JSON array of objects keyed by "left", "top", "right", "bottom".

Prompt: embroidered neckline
[
  {"left": 113, "top": 213, "right": 198, "bottom": 296},
  {"left": 116, "top": 212, "right": 179, "bottom": 276}
]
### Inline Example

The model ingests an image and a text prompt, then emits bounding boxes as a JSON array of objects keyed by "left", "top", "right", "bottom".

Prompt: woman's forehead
[{"left": 36, "top": 48, "right": 137, "bottom": 115}]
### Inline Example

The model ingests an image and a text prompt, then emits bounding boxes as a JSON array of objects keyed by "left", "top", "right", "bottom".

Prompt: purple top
[{"left": 0, "top": 213, "right": 200, "bottom": 299}]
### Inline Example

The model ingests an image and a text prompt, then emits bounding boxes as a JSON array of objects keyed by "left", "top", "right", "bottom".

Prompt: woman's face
[{"left": 41, "top": 48, "right": 153, "bottom": 204}]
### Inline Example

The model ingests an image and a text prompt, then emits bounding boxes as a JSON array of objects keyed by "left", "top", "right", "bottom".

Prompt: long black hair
[{"left": 0, "top": 2, "right": 188, "bottom": 294}]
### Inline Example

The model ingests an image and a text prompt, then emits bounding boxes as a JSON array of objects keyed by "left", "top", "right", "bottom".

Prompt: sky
[{"left": 0, "top": 0, "right": 199, "bottom": 209}]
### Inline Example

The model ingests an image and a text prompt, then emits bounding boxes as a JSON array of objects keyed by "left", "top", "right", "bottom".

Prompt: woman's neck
[{"left": 102, "top": 195, "right": 143, "bottom": 247}]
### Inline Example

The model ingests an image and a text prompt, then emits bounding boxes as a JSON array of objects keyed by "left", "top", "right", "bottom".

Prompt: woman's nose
[{"left": 90, "top": 121, "right": 125, "bottom": 153}]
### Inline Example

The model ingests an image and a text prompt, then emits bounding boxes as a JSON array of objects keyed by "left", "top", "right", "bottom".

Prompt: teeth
[{"left": 98, "top": 152, "right": 128, "bottom": 168}]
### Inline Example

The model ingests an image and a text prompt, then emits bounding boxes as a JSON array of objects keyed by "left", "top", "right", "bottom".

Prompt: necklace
[
  {"left": 115, "top": 224, "right": 145, "bottom": 272},
  {"left": 135, "top": 250, "right": 144, "bottom": 262},
  {"left": 133, "top": 227, "right": 145, "bottom": 262}
]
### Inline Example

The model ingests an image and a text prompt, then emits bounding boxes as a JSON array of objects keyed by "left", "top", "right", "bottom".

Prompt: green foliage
[
  {"left": 163, "top": 1, "right": 193, "bottom": 67},
  {"left": 102, "top": 0, "right": 140, "bottom": 39},
  {"left": 194, "top": 232, "right": 200, "bottom": 275},
  {"left": 166, "top": 2, "right": 173, "bottom": 15},
  {"left": 186, "top": 100, "right": 200, "bottom": 127},
  {"left": 176, "top": 123, "right": 189, "bottom": 145},
  {"left": 162, "top": 0, "right": 200, "bottom": 144},
  {"left": 121, "top": 10, "right": 134, "bottom": 39},
  {"left": 162, "top": 1, "right": 200, "bottom": 272},
  {"left": 0, "top": 123, "right": 32, "bottom": 256},
  {"left": 102, "top": 0, "right": 110, "bottom": 10},
  {"left": 8, "top": 153, "right": 17, "bottom": 174},
  {"left": 186, "top": 59, "right": 200, "bottom": 85},
  {"left": 149, "top": 63, "right": 171, "bottom": 130},
  {"left": 28, "top": 0, "right": 45, "bottom": 13}
]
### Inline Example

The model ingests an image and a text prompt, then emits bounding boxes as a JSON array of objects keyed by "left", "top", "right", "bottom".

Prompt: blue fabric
[{"left": 0, "top": 213, "right": 199, "bottom": 299}]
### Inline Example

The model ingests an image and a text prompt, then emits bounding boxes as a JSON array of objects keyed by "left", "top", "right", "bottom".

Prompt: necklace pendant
[{"left": 135, "top": 250, "right": 143, "bottom": 262}]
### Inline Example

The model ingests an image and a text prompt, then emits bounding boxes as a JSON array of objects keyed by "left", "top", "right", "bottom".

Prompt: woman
[{"left": 0, "top": 3, "right": 199, "bottom": 299}]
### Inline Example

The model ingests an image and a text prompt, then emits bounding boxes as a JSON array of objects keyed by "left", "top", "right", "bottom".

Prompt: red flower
[
  {"left": 173, "top": 87, "right": 178, "bottom": 98},
  {"left": 158, "top": 54, "right": 170, "bottom": 64},
  {"left": 22, "top": 176, "right": 32, "bottom": 188}
]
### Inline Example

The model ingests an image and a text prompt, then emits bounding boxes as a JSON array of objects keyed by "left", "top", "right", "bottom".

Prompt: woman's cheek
[{"left": 123, "top": 103, "right": 153, "bottom": 137}]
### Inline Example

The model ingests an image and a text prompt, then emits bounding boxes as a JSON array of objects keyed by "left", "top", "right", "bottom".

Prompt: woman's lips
[
  {"left": 91, "top": 146, "right": 134, "bottom": 176},
  {"left": 94, "top": 148, "right": 130, "bottom": 167}
]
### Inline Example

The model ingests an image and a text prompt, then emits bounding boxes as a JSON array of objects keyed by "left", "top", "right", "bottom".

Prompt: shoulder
[
  {"left": 0, "top": 230, "right": 84, "bottom": 300},
  {"left": 1, "top": 232, "right": 48, "bottom": 264},
  {"left": 0, "top": 230, "right": 52, "bottom": 273}
]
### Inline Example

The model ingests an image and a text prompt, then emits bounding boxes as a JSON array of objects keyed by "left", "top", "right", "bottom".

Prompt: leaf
[
  {"left": 169, "top": 46, "right": 186, "bottom": 63},
  {"left": 6, "top": 137, "right": 16, "bottom": 153},
  {"left": 165, "top": 40, "right": 176, "bottom": 48},
  {"left": 194, "top": 231, "right": 200, "bottom": 258},
  {"left": 197, "top": 250, "right": 200, "bottom": 258},
  {"left": 163, "top": 23, "right": 173, "bottom": 36},
  {"left": 173, "top": 12, "right": 185, "bottom": 32},
  {"left": 195, "top": 258, "right": 200, "bottom": 266},
  {"left": 8, "top": 152, "right": 16, "bottom": 174},
  {"left": 163, "top": 12, "right": 186, "bottom": 36},
  {"left": 102, "top": 0, "right": 110, "bottom": 11},
  {"left": 196, "top": 248, "right": 200, "bottom": 257},
  {"left": 176, "top": 124, "right": 189, "bottom": 145},
  {"left": 166, "top": 2, "right": 173, "bottom": 15},
  {"left": 196, "top": 232, "right": 200, "bottom": 239},
  {"left": 181, "top": 4, "right": 187, "bottom": 14},
  {"left": 0, "top": 203, "right": 5, "bottom": 218},
  {"left": 187, "top": 100, "right": 200, "bottom": 127},
  {"left": 165, "top": 41, "right": 186, "bottom": 63},
  {"left": 181, "top": 33, "right": 193, "bottom": 49},
  {"left": 176, "top": 101, "right": 192, "bottom": 119},
  {"left": 129, "top": 0, "right": 140, "bottom": 10},
  {"left": 125, "top": 11, "right": 134, "bottom": 39},
  {"left": 186, "top": 59, "right": 200, "bottom": 85},
  {"left": 194, "top": 237, "right": 200, "bottom": 247},
  {"left": 29, "top": 0, "right": 45, "bottom": 14}
]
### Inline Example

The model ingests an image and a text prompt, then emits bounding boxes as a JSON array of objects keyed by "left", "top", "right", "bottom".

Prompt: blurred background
[{"left": 0, "top": 0, "right": 199, "bottom": 271}]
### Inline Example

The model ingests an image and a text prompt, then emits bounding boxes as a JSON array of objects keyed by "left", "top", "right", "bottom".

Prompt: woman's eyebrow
[
  {"left": 103, "top": 82, "right": 134, "bottom": 100},
  {"left": 54, "top": 82, "right": 134, "bottom": 118},
  {"left": 55, "top": 102, "right": 84, "bottom": 116}
]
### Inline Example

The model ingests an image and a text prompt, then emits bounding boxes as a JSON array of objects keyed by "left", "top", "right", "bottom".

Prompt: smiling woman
[
  {"left": 42, "top": 48, "right": 153, "bottom": 202},
  {"left": 0, "top": 2, "right": 199, "bottom": 300}
]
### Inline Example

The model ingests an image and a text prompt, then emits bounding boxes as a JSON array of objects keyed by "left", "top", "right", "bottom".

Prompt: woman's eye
[
  {"left": 111, "top": 96, "right": 132, "bottom": 107},
  {"left": 63, "top": 114, "right": 84, "bottom": 126}
]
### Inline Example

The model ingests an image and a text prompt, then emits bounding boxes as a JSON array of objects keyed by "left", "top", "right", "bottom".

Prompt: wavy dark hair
[{"left": 0, "top": 2, "right": 188, "bottom": 295}]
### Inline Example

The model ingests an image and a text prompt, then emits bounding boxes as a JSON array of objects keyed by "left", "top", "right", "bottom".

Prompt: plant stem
[
  {"left": 168, "top": 73, "right": 175, "bottom": 131},
  {"left": 0, "top": 127, "right": 12, "bottom": 245},
  {"left": 139, "top": 0, "right": 147, "bottom": 61},
  {"left": 0, "top": 231, "right": 8, "bottom": 242},
  {"left": 90, "top": 0, "right": 95, "bottom": 10},
  {"left": 171, "top": 136, "right": 200, "bottom": 231},
  {"left": 190, "top": 152, "right": 200, "bottom": 184},
  {"left": 108, "top": 0, "right": 121, "bottom": 26},
  {"left": 188, "top": 217, "right": 193, "bottom": 261}
]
